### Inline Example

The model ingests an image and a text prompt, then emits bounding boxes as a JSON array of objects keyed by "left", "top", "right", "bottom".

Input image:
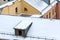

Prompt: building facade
[
  {"left": 1, "top": 0, "right": 40, "bottom": 16},
  {"left": 42, "top": 5, "right": 56, "bottom": 19},
  {"left": 0, "top": 0, "right": 58, "bottom": 19}
]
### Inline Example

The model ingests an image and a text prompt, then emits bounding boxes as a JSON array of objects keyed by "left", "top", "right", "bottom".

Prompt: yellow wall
[
  {"left": 1, "top": 0, "right": 40, "bottom": 16},
  {"left": 21, "top": 1, "right": 40, "bottom": 15},
  {"left": 1, "top": 0, "right": 22, "bottom": 16},
  {"left": 1, "top": 7, "right": 9, "bottom": 15}
]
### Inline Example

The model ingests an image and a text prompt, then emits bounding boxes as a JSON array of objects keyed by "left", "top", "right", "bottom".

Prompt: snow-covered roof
[
  {"left": 50, "top": 0, "right": 55, "bottom": 3},
  {"left": 42, "top": 0, "right": 57, "bottom": 15},
  {"left": 24, "top": 0, "right": 48, "bottom": 12},
  {"left": 0, "top": 15, "right": 60, "bottom": 40},
  {"left": 14, "top": 20, "right": 32, "bottom": 29},
  {"left": 0, "top": 15, "right": 22, "bottom": 35},
  {"left": 30, "top": 15, "right": 42, "bottom": 18},
  {"left": 0, "top": 0, "right": 16, "bottom": 8},
  {"left": 24, "top": 0, "right": 57, "bottom": 16}
]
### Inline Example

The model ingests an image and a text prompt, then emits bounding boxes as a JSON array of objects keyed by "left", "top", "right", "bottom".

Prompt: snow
[
  {"left": 0, "top": 0, "right": 16, "bottom": 8},
  {"left": 24, "top": 0, "right": 48, "bottom": 12},
  {"left": 14, "top": 20, "right": 32, "bottom": 29},
  {"left": 0, "top": 15, "right": 60, "bottom": 40},
  {"left": 0, "top": 15, "right": 21, "bottom": 35},
  {"left": 30, "top": 15, "right": 42, "bottom": 18},
  {"left": 27, "top": 18, "right": 60, "bottom": 40},
  {"left": 0, "top": 34, "right": 46, "bottom": 40},
  {"left": 50, "top": 0, "right": 55, "bottom": 3}
]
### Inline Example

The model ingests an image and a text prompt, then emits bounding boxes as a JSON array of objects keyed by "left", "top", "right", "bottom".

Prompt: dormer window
[{"left": 14, "top": 20, "right": 32, "bottom": 37}]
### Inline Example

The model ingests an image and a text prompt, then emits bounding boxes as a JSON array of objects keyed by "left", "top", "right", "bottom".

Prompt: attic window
[{"left": 24, "top": 8, "right": 28, "bottom": 11}]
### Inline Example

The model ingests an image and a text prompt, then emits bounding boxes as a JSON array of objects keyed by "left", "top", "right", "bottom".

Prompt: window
[
  {"left": 15, "top": 7, "right": 18, "bottom": 13},
  {"left": 46, "top": 15, "right": 48, "bottom": 18},
  {"left": 24, "top": 8, "right": 28, "bottom": 11},
  {"left": 52, "top": 9, "right": 54, "bottom": 15},
  {"left": 49, "top": 12, "right": 51, "bottom": 18},
  {"left": 19, "top": 31, "right": 22, "bottom": 36}
]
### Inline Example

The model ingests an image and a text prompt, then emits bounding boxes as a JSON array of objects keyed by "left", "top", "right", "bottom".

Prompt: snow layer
[
  {"left": 24, "top": 0, "right": 48, "bottom": 12},
  {"left": 14, "top": 20, "right": 32, "bottom": 29},
  {"left": 0, "top": 15, "right": 60, "bottom": 40}
]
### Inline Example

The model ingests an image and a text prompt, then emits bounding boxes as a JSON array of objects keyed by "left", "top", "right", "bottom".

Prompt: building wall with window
[
  {"left": 42, "top": 5, "right": 56, "bottom": 19},
  {"left": 1, "top": 0, "right": 40, "bottom": 16},
  {"left": 21, "top": 1, "right": 40, "bottom": 15},
  {"left": 1, "top": 0, "right": 22, "bottom": 16}
]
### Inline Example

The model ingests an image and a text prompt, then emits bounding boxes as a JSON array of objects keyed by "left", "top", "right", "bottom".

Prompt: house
[
  {"left": 0, "top": 0, "right": 57, "bottom": 19},
  {"left": 0, "top": 15, "right": 60, "bottom": 40}
]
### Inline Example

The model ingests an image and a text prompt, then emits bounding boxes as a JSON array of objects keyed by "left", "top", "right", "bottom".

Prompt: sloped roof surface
[
  {"left": 24, "top": 0, "right": 48, "bottom": 12},
  {"left": 0, "top": 15, "right": 60, "bottom": 40}
]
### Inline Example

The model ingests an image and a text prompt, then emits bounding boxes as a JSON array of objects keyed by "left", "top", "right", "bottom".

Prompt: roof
[
  {"left": 14, "top": 20, "right": 32, "bottom": 30},
  {"left": 42, "top": 0, "right": 57, "bottom": 15},
  {"left": 24, "top": 0, "right": 57, "bottom": 15},
  {"left": 0, "top": 15, "right": 21, "bottom": 35},
  {"left": 0, "top": 15, "right": 60, "bottom": 40},
  {"left": 0, "top": 0, "right": 16, "bottom": 9},
  {"left": 50, "top": 0, "right": 55, "bottom": 3},
  {"left": 30, "top": 15, "right": 42, "bottom": 18},
  {"left": 43, "top": 0, "right": 55, "bottom": 4},
  {"left": 24, "top": 0, "right": 48, "bottom": 12},
  {"left": 0, "top": 0, "right": 8, "bottom": 5}
]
